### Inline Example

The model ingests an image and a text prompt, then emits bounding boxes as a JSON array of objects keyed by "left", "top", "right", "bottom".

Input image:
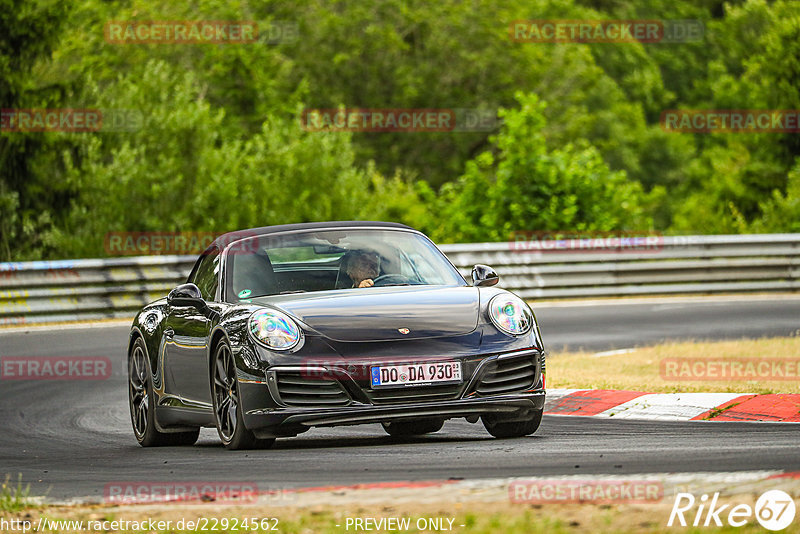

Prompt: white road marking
[{"left": 598, "top": 392, "right": 746, "bottom": 420}]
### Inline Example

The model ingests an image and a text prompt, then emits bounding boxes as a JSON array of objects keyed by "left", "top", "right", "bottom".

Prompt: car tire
[
  {"left": 212, "top": 339, "right": 275, "bottom": 450},
  {"left": 382, "top": 418, "right": 444, "bottom": 436},
  {"left": 129, "top": 337, "right": 199, "bottom": 447},
  {"left": 482, "top": 409, "right": 543, "bottom": 439}
]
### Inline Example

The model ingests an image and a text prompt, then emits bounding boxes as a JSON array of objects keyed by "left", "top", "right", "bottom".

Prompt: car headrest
[{"left": 232, "top": 253, "right": 276, "bottom": 298}]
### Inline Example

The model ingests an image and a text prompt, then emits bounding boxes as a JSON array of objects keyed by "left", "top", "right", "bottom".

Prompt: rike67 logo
[{"left": 668, "top": 490, "right": 796, "bottom": 531}]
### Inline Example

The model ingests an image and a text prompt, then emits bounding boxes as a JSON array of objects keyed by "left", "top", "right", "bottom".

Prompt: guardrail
[{"left": 1, "top": 234, "right": 799, "bottom": 325}]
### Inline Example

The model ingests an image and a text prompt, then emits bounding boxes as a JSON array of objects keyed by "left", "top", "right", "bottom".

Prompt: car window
[
  {"left": 404, "top": 252, "right": 439, "bottom": 280},
  {"left": 226, "top": 229, "right": 466, "bottom": 301},
  {"left": 267, "top": 246, "right": 342, "bottom": 264},
  {"left": 190, "top": 247, "right": 221, "bottom": 301}
]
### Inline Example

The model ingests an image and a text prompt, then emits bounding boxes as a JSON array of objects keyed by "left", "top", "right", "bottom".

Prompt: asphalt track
[{"left": 1, "top": 296, "right": 799, "bottom": 501}]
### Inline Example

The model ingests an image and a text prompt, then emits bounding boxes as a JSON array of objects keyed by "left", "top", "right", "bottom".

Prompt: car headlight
[
  {"left": 248, "top": 309, "right": 303, "bottom": 351},
  {"left": 488, "top": 294, "right": 533, "bottom": 336}
]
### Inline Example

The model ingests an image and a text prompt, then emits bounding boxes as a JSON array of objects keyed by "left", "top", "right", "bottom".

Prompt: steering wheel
[{"left": 371, "top": 274, "right": 414, "bottom": 287}]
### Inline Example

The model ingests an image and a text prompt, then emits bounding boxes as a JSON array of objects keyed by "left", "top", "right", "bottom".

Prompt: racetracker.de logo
[
  {"left": 509, "top": 19, "right": 703, "bottom": 43},
  {"left": 2, "top": 109, "right": 99, "bottom": 132},
  {"left": 1, "top": 109, "right": 142, "bottom": 132},
  {"left": 509, "top": 479, "right": 663, "bottom": 504},
  {"left": 104, "top": 21, "right": 258, "bottom": 44},
  {"left": 661, "top": 358, "right": 800, "bottom": 381},
  {"left": 105, "top": 231, "right": 218, "bottom": 256},
  {"left": 300, "top": 108, "right": 497, "bottom": 132},
  {"left": 104, "top": 481, "right": 260, "bottom": 504},
  {"left": 509, "top": 230, "right": 664, "bottom": 254},
  {"left": 103, "top": 231, "right": 267, "bottom": 256},
  {"left": 661, "top": 110, "right": 800, "bottom": 133},
  {"left": 0, "top": 357, "right": 112, "bottom": 380}
]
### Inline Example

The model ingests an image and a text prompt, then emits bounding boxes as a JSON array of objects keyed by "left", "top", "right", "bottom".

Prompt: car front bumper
[{"left": 240, "top": 389, "right": 545, "bottom": 438}]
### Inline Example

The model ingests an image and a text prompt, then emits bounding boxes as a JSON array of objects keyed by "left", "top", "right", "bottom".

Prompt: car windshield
[{"left": 225, "top": 228, "right": 466, "bottom": 301}]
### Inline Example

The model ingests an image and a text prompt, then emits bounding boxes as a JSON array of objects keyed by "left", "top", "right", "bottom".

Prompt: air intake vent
[
  {"left": 476, "top": 355, "right": 536, "bottom": 396},
  {"left": 368, "top": 384, "right": 462, "bottom": 405},
  {"left": 275, "top": 372, "right": 351, "bottom": 407}
]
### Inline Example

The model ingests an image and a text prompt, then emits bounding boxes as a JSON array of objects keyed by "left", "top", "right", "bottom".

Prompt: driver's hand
[{"left": 358, "top": 279, "right": 374, "bottom": 288}]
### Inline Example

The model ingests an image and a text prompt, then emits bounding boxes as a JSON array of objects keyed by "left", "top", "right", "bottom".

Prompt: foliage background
[{"left": 1, "top": 0, "right": 799, "bottom": 260}]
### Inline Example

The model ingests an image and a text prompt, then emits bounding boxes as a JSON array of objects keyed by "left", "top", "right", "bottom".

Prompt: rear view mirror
[
  {"left": 471, "top": 264, "right": 499, "bottom": 287},
  {"left": 167, "top": 283, "right": 205, "bottom": 307}
]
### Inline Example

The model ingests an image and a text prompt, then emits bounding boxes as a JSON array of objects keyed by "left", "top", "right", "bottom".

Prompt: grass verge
[
  {"left": 549, "top": 336, "right": 800, "bottom": 394},
  {"left": 0, "top": 475, "right": 31, "bottom": 513},
  {"left": 0, "top": 496, "right": 784, "bottom": 533}
]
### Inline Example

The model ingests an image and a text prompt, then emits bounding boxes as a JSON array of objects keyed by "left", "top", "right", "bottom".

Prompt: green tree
[
  {"left": 430, "top": 93, "right": 650, "bottom": 242},
  {"left": 0, "top": 0, "right": 72, "bottom": 260},
  {"left": 52, "top": 61, "right": 389, "bottom": 257},
  {"left": 749, "top": 158, "right": 800, "bottom": 233}
]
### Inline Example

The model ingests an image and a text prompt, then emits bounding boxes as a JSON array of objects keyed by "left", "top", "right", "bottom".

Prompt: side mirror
[
  {"left": 471, "top": 264, "right": 499, "bottom": 287},
  {"left": 167, "top": 283, "right": 205, "bottom": 308}
]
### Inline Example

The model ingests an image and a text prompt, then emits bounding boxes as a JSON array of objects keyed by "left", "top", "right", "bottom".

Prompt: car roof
[{"left": 209, "top": 221, "right": 416, "bottom": 251}]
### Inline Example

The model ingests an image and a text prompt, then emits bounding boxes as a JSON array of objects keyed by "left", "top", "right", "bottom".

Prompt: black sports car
[{"left": 128, "top": 221, "right": 546, "bottom": 449}]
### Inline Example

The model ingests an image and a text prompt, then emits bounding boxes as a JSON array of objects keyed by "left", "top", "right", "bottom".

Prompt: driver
[{"left": 343, "top": 251, "right": 380, "bottom": 288}]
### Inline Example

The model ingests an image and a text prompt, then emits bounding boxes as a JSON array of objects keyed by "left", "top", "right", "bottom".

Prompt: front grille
[
  {"left": 274, "top": 372, "right": 351, "bottom": 407},
  {"left": 475, "top": 355, "right": 536, "bottom": 395},
  {"left": 368, "top": 384, "right": 463, "bottom": 405}
]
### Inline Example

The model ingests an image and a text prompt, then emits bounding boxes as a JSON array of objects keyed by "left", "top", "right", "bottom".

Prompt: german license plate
[{"left": 370, "top": 361, "right": 462, "bottom": 388}]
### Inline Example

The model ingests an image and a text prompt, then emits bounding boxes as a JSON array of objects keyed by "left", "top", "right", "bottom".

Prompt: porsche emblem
[{"left": 398, "top": 328, "right": 410, "bottom": 335}]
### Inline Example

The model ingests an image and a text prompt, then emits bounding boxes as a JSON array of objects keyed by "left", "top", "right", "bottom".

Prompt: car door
[{"left": 163, "top": 247, "right": 220, "bottom": 407}]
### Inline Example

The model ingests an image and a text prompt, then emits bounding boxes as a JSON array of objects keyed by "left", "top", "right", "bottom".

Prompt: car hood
[{"left": 258, "top": 286, "right": 480, "bottom": 342}]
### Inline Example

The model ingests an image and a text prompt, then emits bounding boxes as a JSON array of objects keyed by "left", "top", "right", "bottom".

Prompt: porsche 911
[{"left": 128, "top": 221, "right": 546, "bottom": 449}]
